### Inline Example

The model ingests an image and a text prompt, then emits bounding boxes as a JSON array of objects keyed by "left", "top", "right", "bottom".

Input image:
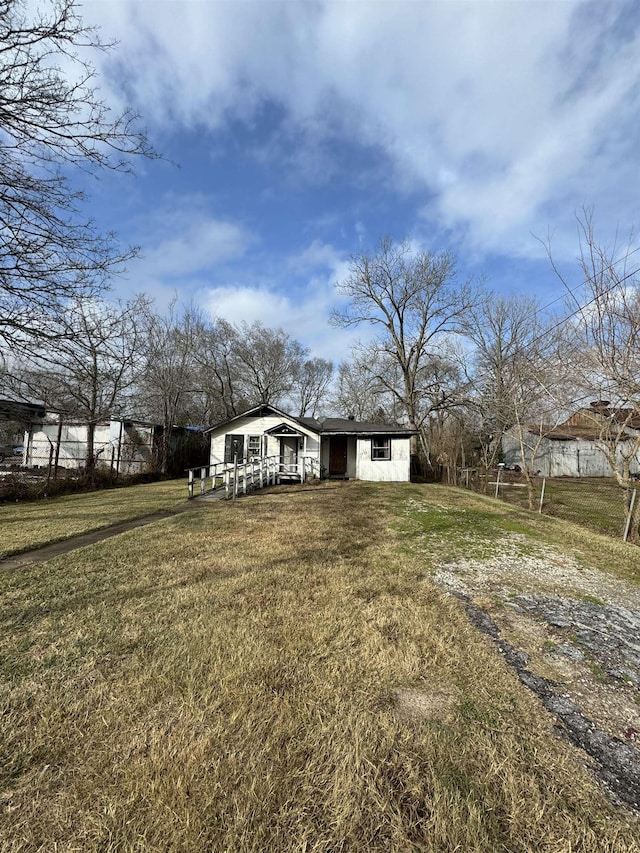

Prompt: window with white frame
[
  {"left": 247, "top": 434, "right": 262, "bottom": 457},
  {"left": 371, "top": 438, "right": 391, "bottom": 460}
]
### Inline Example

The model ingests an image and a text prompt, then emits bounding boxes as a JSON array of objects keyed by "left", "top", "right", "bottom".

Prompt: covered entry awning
[
  {"left": 264, "top": 422, "right": 306, "bottom": 438},
  {"left": 265, "top": 422, "right": 310, "bottom": 459}
]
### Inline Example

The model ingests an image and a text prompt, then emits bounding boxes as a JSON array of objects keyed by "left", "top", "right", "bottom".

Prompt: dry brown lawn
[
  {"left": 0, "top": 478, "right": 187, "bottom": 559},
  {"left": 1, "top": 480, "right": 638, "bottom": 852}
]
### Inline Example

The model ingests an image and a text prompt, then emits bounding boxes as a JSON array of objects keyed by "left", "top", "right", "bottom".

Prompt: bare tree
[
  {"left": 233, "top": 322, "right": 307, "bottom": 407},
  {"left": 332, "top": 357, "right": 388, "bottom": 422},
  {"left": 192, "top": 319, "right": 248, "bottom": 424},
  {"left": 461, "top": 293, "right": 542, "bottom": 467},
  {"left": 23, "top": 296, "right": 148, "bottom": 470},
  {"left": 296, "top": 358, "right": 333, "bottom": 417},
  {"left": 547, "top": 211, "right": 640, "bottom": 505},
  {"left": 331, "top": 237, "right": 477, "bottom": 465},
  {"left": 417, "top": 350, "right": 471, "bottom": 468},
  {"left": 138, "top": 301, "right": 203, "bottom": 473},
  {"left": 462, "top": 291, "right": 571, "bottom": 508},
  {"left": 0, "top": 0, "right": 154, "bottom": 348}
]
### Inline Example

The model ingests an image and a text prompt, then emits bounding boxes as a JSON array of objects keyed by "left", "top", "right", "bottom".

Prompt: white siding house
[
  {"left": 206, "top": 404, "right": 415, "bottom": 483},
  {"left": 209, "top": 410, "right": 320, "bottom": 467}
]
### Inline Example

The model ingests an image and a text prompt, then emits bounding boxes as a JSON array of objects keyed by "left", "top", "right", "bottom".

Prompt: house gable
[{"left": 208, "top": 407, "right": 320, "bottom": 466}]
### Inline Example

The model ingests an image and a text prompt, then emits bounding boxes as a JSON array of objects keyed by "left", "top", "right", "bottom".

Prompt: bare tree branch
[{"left": 0, "top": 0, "right": 156, "bottom": 349}]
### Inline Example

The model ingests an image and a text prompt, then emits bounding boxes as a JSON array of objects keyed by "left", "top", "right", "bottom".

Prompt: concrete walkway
[
  {"left": 0, "top": 500, "right": 206, "bottom": 573},
  {"left": 1, "top": 486, "right": 270, "bottom": 573}
]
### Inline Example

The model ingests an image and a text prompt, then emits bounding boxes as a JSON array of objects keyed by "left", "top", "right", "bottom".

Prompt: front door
[
  {"left": 329, "top": 436, "right": 347, "bottom": 476},
  {"left": 280, "top": 437, "right": 298, "bottom": 472},
  {"left": 224, "top": 433, "right": 244, "bottom": 463}
]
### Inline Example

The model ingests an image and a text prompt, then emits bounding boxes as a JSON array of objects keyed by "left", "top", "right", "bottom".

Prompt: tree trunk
[{"left": 86, "top": 422, "right": 96, "bottom": 472}]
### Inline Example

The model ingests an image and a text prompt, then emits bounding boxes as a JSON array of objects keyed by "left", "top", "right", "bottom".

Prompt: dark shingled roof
[
  {"left": 205, "top": 404, "right": 416, "bottom": 436},
  {"left": 299, "top": 416, "right": 415, "bottom": 435},
  {"left": 0, "top": 396, "right": 46, "bottom": 420}
]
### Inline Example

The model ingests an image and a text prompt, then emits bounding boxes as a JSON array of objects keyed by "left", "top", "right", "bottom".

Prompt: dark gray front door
[{"left": 224, "top": 433, "right": 244, "bottom": 463}]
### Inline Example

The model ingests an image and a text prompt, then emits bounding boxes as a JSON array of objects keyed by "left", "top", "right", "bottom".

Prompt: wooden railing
[{"left": 187, "top": 455, "right": 321, "bottom": 499}]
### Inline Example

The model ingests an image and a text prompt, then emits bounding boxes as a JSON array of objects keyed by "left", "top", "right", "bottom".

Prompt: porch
[{"left": 187, "top": 454, "right": 321, "bottom": 499}]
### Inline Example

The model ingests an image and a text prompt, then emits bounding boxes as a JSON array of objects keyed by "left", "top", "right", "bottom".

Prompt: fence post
[
  {"left": 494, "top": 463, "right": 504, "bottom": 499},
  {"left": 233, "top": 454, "right": 238, "bottom": 501},
  {"left": 188, "top": 469, "right": 194, "bottom": 499},
  {"left": 623, "top": 488, "right": 637, "bottom": 542},
  {"left": 538, "top": 477, "right": 546, "bottom": 514},
  {"left": 200, "top": 467, "right": 206, "bottom": 495}
]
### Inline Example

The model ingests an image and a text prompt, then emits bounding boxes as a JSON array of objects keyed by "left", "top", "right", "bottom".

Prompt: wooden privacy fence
[{"left": 187, "top": 454, "right": 321, "bottom": 499}]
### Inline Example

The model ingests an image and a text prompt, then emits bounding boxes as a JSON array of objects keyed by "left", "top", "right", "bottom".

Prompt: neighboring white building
[
  {"left": 25, "top": 417, "right": 156, "bottom": 474},
  {"left": 502, "top": 403, "right": 640, "bottom": 477},
  {"left": 206, "top": 404, "right": 415, "bottom": 482}
]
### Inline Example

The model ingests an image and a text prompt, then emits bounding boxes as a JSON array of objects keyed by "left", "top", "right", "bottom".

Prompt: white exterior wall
[
  {"left": 502, "top": 431, "right": 640, "bottom": 477},
  {"left": 28, "top": 422, "right": 104, "bottom": 468},
  {"left": 355, "top": 437, "right": 411, "bottom": 482},
  {"left": 346, "top": 437, "right": 357, "bottom": 478},
  {"left": 26, "top": 421, "right": 155, "bottom": 473},
  {"left": 320, "top": 437, "right": 329, "bottom": 473},
  {"left": 209, "top": 413, "right": 320, "bottom": 465}
]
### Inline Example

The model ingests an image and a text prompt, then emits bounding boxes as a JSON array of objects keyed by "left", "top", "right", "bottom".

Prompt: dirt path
[{"left": 432, "top": 536, "right": 640, "bottom": 813}]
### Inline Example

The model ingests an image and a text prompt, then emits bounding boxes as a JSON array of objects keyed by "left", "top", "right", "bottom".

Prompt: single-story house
[
  {"left": 206, "top": 404, "right": 416, "bottom": 482},
  {"left": 502, "top": 402, "right": 640, "bottom": 477}
]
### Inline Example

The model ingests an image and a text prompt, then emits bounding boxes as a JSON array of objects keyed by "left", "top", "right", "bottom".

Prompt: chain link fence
[{"left": 445, "top": 466, "right": 640, "bottom": 544}]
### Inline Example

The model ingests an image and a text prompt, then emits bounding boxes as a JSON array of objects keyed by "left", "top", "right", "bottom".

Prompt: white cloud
[
  {"left": 202, "top": 281, "right": 351, "bottom": 363},
  {"left": 109, "top": 195, "right": 254, "bottom": 310},
  {"left": 200, "top": 239, "right": 363, "bottom": 362},
  {"left": 141, "top": 218, "right": 250, "bottom": 279},
  {"left": 83, "top": 0, "right": 639, "bottom": 257},
  {"left": 287, "top": 240, "right": 349, "bottom": 278},
  {"left": 142, "top": 193, "right": 250, "bottom": 266}
]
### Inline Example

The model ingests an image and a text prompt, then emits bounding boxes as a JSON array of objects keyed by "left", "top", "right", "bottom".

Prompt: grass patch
[
  {"left": 542, "top": 478, "right": 631, "bottom": 539},
  {"left": 491, "top": 477, "right": 637, "bottom": 542},
  {"left": 0, "top": 478, "right": 187, "bottom": 559},
  {"left": 1, "top": 482, "right": 638, "bottom": 850},
  {"left": 403, "top": 483, "right": 640, "bottom": 587}
]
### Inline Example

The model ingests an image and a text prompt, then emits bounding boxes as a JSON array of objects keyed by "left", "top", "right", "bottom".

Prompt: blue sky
[{"left": 78, "top": 0, "right": 639, "bottom": 362}]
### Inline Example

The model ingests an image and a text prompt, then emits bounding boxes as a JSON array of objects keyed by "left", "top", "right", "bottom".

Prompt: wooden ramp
[{"left": 186, "top": 455, "right": 320, "bottom": 500}]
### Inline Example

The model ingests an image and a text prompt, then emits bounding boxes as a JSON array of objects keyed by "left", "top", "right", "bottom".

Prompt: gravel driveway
[{"left": 431, "top": 534, "right": 640, "bottom": 813}]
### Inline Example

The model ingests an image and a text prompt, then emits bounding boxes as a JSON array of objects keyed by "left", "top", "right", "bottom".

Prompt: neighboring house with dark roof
[
  {"left": 206, "top": 404, "right": 416, "bottom": 482},
  {"left": 502, "top": 402, "right": 640, "bottom": 477}
]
